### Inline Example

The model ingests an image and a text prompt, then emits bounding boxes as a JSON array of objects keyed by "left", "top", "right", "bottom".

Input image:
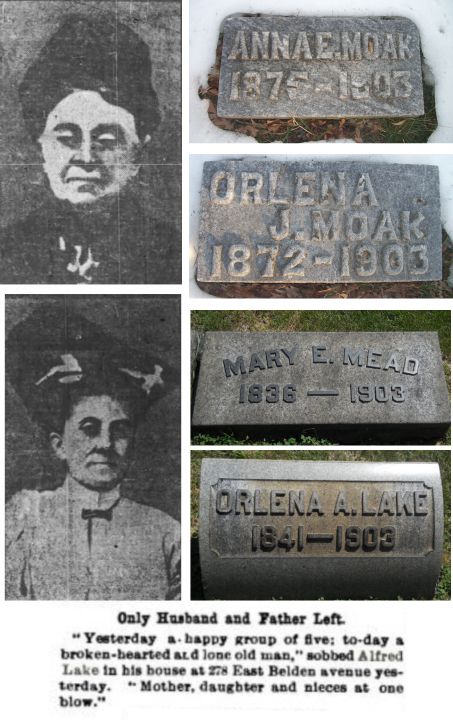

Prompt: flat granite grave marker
[
  {"left": 191, "top": 332, "right": 450, "bottom": 439},
  {"left": 199, "top": 459, "right": 444, "bottom": 599},
  {"left": 197, "top": 160, "right": 442, "bottom": 286},
  {"left": 217, "top": 15, "right": 424, "bottom": 118}
]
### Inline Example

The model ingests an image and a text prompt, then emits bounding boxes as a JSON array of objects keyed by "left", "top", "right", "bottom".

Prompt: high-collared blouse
[{"left": 6, "top": 477, "right": 180, "bottom": 600}]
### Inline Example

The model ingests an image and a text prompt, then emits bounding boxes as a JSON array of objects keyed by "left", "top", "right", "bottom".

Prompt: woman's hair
[{"left": 49, "top": 372, "right": 149, "bottom": 435}]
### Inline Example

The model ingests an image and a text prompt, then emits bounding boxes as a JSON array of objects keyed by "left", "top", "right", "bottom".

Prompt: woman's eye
[
  {"left": 80, "top": 422, "right": 98, "bottom": 437},
  {"left": 111, "top": 423, "right": 132, "bottom": 440},
  {"left": 55, "top": 132, "right": 76, "bottom": 146},
  {"left": 98, "top": 132, "right": 117, "bottom": 142}
]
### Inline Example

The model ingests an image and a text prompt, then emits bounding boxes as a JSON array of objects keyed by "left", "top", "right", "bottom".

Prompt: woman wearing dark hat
[
  {"left": 5, "top": 306, "right": 180, "bottom": 600},
  {"left": 0, "top": 13, "right": 177, "bottom": 284}
]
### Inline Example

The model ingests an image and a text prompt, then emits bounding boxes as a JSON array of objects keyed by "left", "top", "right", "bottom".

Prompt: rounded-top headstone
[{"left": 199, "top": 459, "right": 444, "bottom": 600}]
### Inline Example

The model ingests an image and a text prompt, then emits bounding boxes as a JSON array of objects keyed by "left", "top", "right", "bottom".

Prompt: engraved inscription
[
  {"left": 220, "top": 342, "right": 419, "bottom": 412},
  {"left": 227, "top": 31, "right": 414, "bottom": 62},
  {"left": 350, "top": 384, "right": 405, "bottom": 403},
  {"left": 198, "top": 160, "right": 441, "bottom": 284},
  {"left": 217, "top": 17, "right": 424, "bottom": 119},
  {"left": 191, "top": 331, "right": 450, "bottom": 431},
  {"left": 208, "top": 241, "right": 429, "bottom": 281},
  {"left": 251, "top": 524, "right": 396, "bottom": 552},
  {"left": 229, "top": 69, "right": 413, "bottom": 102},
  {"left": 210, "top": 479, "right": 434, "bottom": 558},
  {"left": 239, "top": 383, "right": 297, "bottom": 404},
  {"left": 223, "top": 347, "right": 298, "bottom": 377}
]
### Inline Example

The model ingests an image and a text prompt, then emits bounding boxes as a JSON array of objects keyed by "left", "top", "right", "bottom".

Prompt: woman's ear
[{"left": 50, "top": 432, "right": 66, "bottom": 461}]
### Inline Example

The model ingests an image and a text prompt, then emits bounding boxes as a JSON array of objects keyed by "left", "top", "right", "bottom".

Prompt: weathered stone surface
[
  {"left": 191, "top": 332, "right": 450, "bottom": 439},
  {"left": 197, "top": 160, "right": 442, "bottom": 285},
  {"left": 199, "top": 458, "right": 443, "bottom": 599},
  {"left": 217, "top": 15, "right": 424, "bottom": 118}
]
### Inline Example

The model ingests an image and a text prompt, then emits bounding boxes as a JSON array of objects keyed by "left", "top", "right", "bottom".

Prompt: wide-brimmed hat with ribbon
[{"left": 6, "top": 303, "right": 178, "bottom": 431}]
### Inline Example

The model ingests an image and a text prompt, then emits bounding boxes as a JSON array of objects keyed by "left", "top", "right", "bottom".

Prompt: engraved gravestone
[
  {"left": 199, "top": 459, "right": 444, "bottom": 599},
  {"left": 197, "top": 160, "right": 442, "bottom": 286},
  {"left": 192, "top": 332, "right": 450, "bottom": 439},
  {"left": 217, "top": 15, "right": 424, "bottom": 118}
]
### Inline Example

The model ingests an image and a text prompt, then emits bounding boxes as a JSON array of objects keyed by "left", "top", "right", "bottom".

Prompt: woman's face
[
  {"left": 50, "top": 394, "right": 134, "bottom": 491},
  {"left": 38, "top": 90, "right": 141, "bottom": 205}
]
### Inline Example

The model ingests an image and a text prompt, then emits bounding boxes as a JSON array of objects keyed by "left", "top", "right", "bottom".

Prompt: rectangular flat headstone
[
  {"left": 192, "top": 332, "right": 450, "bottom": 439},
  {"left": 199, "top": 459, "right": 443, "bottom": 599},
  {"left": 217, "top": 15, "right": 424, "bottom": 118},
  {"left": 197, "top": 160, "right": 442, "bottom": 285}
]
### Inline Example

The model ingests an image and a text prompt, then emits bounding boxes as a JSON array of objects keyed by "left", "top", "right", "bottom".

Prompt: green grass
[
  {"left": 436, "top": 565, "right": 451, "bottom": 601},
  {"left": 191, "top": 450, "right": 450, "bottom": 600},
  {"left": 192, "top": 432, "right": 334, "bottom": 446},
  {"left": 361, "top": 83, "right": 438, "bottom": 144},
  {"left": 192, "top": 310, "right": 451, "bottom": 355}
]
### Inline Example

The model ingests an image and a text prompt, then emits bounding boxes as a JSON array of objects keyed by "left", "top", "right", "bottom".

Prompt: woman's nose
[
  {"left": 96, "top": 425, "right": 112, "bottom": 449},
  {"left": 73, "top": 136, "right": 96, "bottom": 164}
]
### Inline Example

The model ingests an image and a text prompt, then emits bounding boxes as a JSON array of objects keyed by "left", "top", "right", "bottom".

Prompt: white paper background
[
  {"left": 1, "top": 1, "right": 452, "bottom": 719},
  {"left": 1, "top": 600, "right": 452, "bottom": 719}
]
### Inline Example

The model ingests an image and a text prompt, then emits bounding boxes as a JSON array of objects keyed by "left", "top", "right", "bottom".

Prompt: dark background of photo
[
  {"left": 0, "top": 1, "right": 181, "bottom": 280},
  {"left": 5, "top": 294, "right": 181, "bottom": 521}
]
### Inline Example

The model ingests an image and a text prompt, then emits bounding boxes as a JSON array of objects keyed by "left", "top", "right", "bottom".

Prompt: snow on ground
[
  {"left": 189, "top": 0, "right": 453, "bottom": 143},
  {"left": 189, "top": 153, "right": 453, "bottom": 298}
]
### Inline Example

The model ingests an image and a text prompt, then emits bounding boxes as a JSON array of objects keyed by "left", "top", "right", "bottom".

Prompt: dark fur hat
[{"left": 19, "top": 13, "right": 159, "bottom": 141}]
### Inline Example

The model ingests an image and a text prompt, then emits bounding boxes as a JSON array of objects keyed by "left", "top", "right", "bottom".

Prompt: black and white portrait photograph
[
  {"left": 5, "top": 295, "right": 180, "bottom": 600},
  {"left": 0, "top": 1, "right": 181, "bottom": 283}
]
